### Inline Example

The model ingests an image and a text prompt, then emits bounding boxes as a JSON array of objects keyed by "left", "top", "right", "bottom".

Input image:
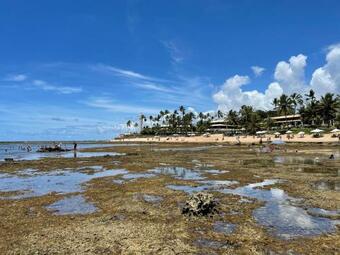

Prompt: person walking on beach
[{"left": 73, "top": 142, "right": 77, "bottom": 151}]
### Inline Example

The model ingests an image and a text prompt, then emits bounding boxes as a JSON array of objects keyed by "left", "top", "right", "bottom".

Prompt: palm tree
[
  {"left": 126, "top": 120, "right": 132, "bottom": 130},
  {"left": 239, "top": 105, "right": 254, "bottom": 129},
  {"left": 217, "top": 110, "right": 224, "bottom": 119},
  {"left": 305, "top": 89, "right": 316, "bottom": 102},
  {"left": 226, "top": 110, "right": 238, "bottom": 126},
  {"left": 290, "top": 93, "right": 303, "bottom": 114},
  {"left": 179, "top": 106, "right": 185, "bottom": 116},
  {"left": 272, "top": 98, "right": 279, "bottom": 112},
  {"left": 248, "top": 112, "right": 260, "bottom": 134},
  {"left": 304, "top": 90, "right": 318, "bottom": 126},
  {"left": 139, "top": 114, "right": 146, "bottom": 132},
  {"left": 277, "top": 94, "right": 293, "bottom": 127},
  {"left": 318, "top": 93, "right": 339, "bottom": 127}
]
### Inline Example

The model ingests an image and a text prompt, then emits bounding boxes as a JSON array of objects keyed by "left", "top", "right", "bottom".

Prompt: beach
[{"left": 117, "top": 133, "right": 340, "bottom": 144}]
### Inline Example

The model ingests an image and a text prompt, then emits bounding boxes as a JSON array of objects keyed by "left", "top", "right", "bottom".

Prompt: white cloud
[
  {"left": 213, "top": 45, "right": 340, "bottom": 112},
  {"left": 310, "top": 44, "right": 340, "bottom": 96},
  {"left": 213, "top": 75, "right": 283, "bottom": 111},
  {"left": 5, "top": 74, "right": 27, "bottom": 82},
  {"left": 274, "top": 54, "right": 307, "bottom": 94},
  {"left": 251, "top": 66, "right": 265, "bottom": 77},
  {"left": 33, "top": 80, "right": 82, "bottom": 94}
]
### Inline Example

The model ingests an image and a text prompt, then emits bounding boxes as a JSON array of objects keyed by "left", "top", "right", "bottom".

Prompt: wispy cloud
[
  {"left": 92, "top": 64, "right": 154, "bottom": 80},
  {"left": 4, "top": 74, "right": 27, "bottom": 82},
  {"left": 33, "top": 80, "right": 82, "bottom": 94},
  {"left": 162, "top": 40, "right": 184, "bottom": 64},
  {"left": 84, "top": 97, "right": 158, "bottom": 114},
  {"left": 91, "top": 64, "right": 175, "bottom": 93}
]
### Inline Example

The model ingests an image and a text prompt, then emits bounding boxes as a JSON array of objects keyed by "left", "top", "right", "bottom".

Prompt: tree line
[{"left": 126, "top": 90, "right": 340, "bottom": 135}]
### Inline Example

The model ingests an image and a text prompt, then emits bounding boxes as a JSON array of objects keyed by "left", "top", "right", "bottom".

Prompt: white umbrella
[
  {"left": 297, "top": 131, "right": 305, "bottom": 135},
  {"left": 274, "top": 132, "right": 281, "bottom": 135},
  {"left": 330, "top": 128, "right": 340, "bottom": 133},
  {"left": 256, "top": 131, "right": 267, "bottom": 135},
  {"left": 286, "top": 130, "right": 293, "bottom": 134},
  {"left": 311, "top": 129, "right": 324, "bottom": 133}
]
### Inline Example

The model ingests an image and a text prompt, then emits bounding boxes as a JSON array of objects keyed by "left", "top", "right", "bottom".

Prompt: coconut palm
[
  {"left": 290, "top": 93, "right": 303, "bottom": 114},
  {"left": 226, "top": 110, "right": 238, "bottom": 126},
  {"left": 217, "top": 110, "right": 224, "bottom": 119},
  {"left": 239, "top": 105, "right": 254, "bottom": 128},
  {"left": 126, "top": 120, "right": 132, "bottom": 128},
  {"left": 277, "top": 94, "right": 293, "bottom": 123},
  {"left": 318, "top": 93, "right": 339, "bottom": 127},
  {"left": 272, "top": 98, "right": 279, "bottom": 112}
]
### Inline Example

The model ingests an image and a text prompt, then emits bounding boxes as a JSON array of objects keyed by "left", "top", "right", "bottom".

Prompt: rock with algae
[{"left": 182, "top": 192, "right": 218, "bottom": 216}]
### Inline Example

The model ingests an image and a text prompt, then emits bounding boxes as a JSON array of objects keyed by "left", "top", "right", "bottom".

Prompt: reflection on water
[
  {"left": 46, "top": 195, "right": 97, "bottom": 215},
  {"left": 221, "top": 180, "right": 339, "bottom": 239},
  {"left": 312, "top": 180, "right": 340, "bottom": 191},
  {"left": 121, "top": 173, "right": 156, "bottom": 180},
  {"left": 0, "top": 168, "right": 128, "bottom": 199},
  {"left": 273, "top": 156, "right": 321, "bottom": 165},
  {"left": 167, "top": 179, "right": 340, "bottom": 239},
  {"left": 254, "top": 202, "right": 339, "bottom": 239},
  {"left": 307, "top": 208, "right": 340, "bottom": 219},
  {"left": 213, "top": 221, "right": 236, "bottom": 234},
  {"left": 149, "top": 166, "right": 205, "bottom": 180},
  {"left": 22, "top": 151, "right": 123, "bottom": 160}
]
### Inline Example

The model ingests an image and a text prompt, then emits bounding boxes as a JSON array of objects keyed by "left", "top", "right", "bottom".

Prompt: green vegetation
[{"left": 126, "top": 90, "right": 340, "bottom": 135}]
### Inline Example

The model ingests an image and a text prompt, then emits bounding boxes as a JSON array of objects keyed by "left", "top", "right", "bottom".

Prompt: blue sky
[{"left": 1, "top": 0, "right": 340, "bottom": 141}]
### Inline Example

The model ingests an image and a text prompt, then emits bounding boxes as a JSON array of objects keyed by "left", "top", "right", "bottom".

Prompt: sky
[{"left": 0, "top": 0, "right": 340, "bottom": 141}]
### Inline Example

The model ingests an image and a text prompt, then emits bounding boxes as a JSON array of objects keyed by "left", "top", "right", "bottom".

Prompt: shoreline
[{"left": 114, "top": 133, "right": 340, "bottom": 144}]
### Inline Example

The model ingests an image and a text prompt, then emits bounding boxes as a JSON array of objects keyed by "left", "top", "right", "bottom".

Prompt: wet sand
[{"left": 0, "top": 143, "right": 339, "bottom": 254}]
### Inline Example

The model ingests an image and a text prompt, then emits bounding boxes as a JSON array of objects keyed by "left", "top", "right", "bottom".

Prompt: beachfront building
[
  {"left": 208, "top": 119, "right": 240, "bottom": 134},
  {"left": 271, "top": 114, "right": 302, "bottom": 128}
]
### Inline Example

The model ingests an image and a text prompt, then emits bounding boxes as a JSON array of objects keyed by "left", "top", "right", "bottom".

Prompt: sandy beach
[{"left": 117, "top": 133, "right": 340, "bottom": 144}]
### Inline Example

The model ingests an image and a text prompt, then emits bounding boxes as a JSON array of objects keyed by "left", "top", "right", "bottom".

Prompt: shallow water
[
  {"left": 307, "top": 208, "right": 340, "bottom": 219},
  {"left": 20, "top": 151, "right": 123, "bottom": 161},
  {"left": 0, "top": 168, "right": 128, "bottom": 199},
  {"left": 254, "top": 202, "right": 339, "bottom": 239},
  {"left": 221, "top": 180, "right": 340, "bottom": 239},
  {"left": 121, "top": 173, "right": 156, "bottom": 180},
  {"left": 46, "top": 195, "right": 97, "bottom": 215},
  {"left": 0, "top": 142, "right": 120, "bottom": 161},
  {"left": 149, "top": 166, "right": 205, "bottom": 180},
  {"left": 312, "top": 180, "right": 340, "bottom": 191},
  {"left": 168, "top": 178, "right": 339, "bottom": 239},
  {"left": 273, "top": 156, "right": 322, "bottom": 165},
  {"left": 213, "top": 221, "right": 236, "bottom": 234}
]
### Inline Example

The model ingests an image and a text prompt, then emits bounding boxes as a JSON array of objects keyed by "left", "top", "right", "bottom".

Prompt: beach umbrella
[
  {"left": 311, "top": 129, "right": 324, "bottom": 133},
  {"left": 297, "top": 131, "right": 305, "bottom": 135},
  {"left": 330, "top": 128, "right": 340, "bottom": 133},
  {"left": 274, "top": 132, "right": 281, "bottom": 135},
  {"left": 256, "top": 131, "right": 267, "bottom": 135},
  {"left": 285, "top": 130, "right": 293, "bottom": 134},
  {"left": 271, "top": 140, "right": 285, "bottom": 145}
]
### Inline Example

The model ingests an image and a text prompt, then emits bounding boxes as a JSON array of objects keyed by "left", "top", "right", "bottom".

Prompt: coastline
[{"left": 114, "top": 133, "right": 340, "bottom": 144}]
